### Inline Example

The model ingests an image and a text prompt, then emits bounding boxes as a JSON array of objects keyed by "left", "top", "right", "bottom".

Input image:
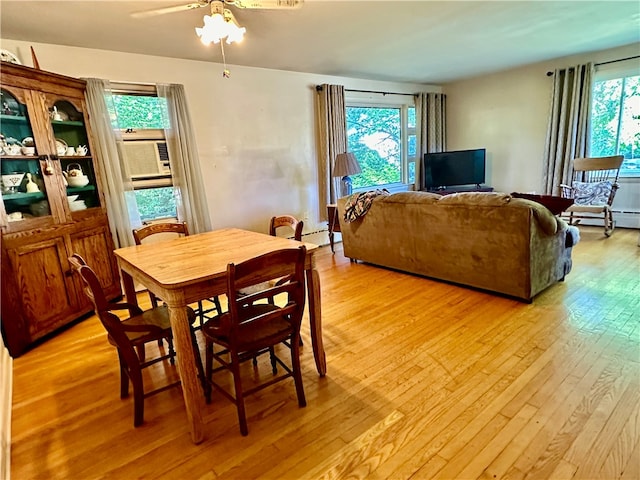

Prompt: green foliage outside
[
  {"left": 346, "top": 107, "right": 402, "bottom": 188},
  {"left": 111, "top": 95, "right": 168, "bottom": 130},
  {"left": 590, "top": 75, "right": 639, "bottom": 174},
  {"left": 134, "top": 187, "right": 177, "bottom": 221}
]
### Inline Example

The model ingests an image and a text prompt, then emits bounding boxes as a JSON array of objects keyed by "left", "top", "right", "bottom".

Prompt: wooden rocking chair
[{"left": 560, "top": 155, "right": 624, "bottom": 237}]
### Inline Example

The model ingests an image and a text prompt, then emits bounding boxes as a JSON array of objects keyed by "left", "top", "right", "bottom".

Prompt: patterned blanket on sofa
[{"left": 343, "top": 189, "right": 390, "bottom": 222}]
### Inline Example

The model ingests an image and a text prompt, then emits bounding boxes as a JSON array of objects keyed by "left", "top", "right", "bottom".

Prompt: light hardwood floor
[{"left": 10, "top": 226, "right": 640, "bottom": 479}]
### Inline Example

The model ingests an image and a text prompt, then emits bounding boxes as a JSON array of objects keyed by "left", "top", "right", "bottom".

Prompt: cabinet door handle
[{"left": 41, "top": 155, "right": 55, "bottom": 175}]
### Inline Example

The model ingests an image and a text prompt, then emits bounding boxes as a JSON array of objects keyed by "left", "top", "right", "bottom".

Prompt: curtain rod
[
  {"left": 315, "top": 85, "right": 416, "bottom": 97},
  {"left": 546, "top": 55, "right": 640, "bottom": 76}
]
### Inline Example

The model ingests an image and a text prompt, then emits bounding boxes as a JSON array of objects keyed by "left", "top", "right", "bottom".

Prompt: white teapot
[{"left": 63, "top": 163, "right": 89, "bottom": 187}]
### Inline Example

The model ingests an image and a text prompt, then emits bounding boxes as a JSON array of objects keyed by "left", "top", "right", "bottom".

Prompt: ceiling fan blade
[
  {"left": 131, "top": 1, "right": 210, "bottom": 18},
  {"left": 230, "top": 0, "right": 303, "bottom": 9}
]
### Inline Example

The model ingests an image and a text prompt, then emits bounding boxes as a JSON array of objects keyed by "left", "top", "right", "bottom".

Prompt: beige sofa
[{"left": 336, "top": 191, "right": 580, "bottom": 301}]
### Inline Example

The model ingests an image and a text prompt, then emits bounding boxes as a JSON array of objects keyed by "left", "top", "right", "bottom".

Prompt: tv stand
[{"left": 427, "top": 185, "right": 494, "bottom": 195}]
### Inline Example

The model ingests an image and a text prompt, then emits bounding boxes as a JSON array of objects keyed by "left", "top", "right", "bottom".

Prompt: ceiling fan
[{"left": 131, "top": 0, "right": 303, "bottom": 18}]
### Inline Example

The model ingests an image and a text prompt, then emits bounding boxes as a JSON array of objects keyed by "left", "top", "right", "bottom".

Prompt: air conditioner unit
[{"left": 122, "top": 140, "right": 170, "bottom": 178}]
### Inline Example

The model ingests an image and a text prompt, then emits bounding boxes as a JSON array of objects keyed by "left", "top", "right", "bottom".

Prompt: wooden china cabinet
[{"left": 1, "top": 62, "right": 120, "bottom": 357}]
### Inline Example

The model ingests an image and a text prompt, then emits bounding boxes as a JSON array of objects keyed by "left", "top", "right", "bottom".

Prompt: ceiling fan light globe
[
  {"left": 226, "top": 25, "right": 246, "bottom": 44},
  {"left": 196, "top": 12, "right": 234, "bottom": 44}
]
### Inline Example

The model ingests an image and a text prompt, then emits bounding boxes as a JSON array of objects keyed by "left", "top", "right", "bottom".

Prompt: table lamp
[{"left": 333, "top": 152, "right": 361, "bottom": 197}]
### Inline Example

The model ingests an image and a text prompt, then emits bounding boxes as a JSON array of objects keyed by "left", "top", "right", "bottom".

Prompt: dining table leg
[
  {"left": 164, "top": 292, "right": 206, "bottom": 444},
  {"left": 306, "top": 259, "right": 326, "bottom": 376}
]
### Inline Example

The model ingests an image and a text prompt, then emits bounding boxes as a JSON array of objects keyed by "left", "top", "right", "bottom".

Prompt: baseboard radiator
[{"left": 0, "top": 336, "right": 11, "bottom": 480}]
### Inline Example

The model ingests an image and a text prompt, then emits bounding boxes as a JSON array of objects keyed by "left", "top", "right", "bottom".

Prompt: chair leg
[
  {"left": 167, "top": 336, "right": 176, "bottom": 365},
  {"left": 230, "top": 351, "right": 248, "bottom": 436},
  {"left": 136, "top": 344, "right": 146, "bottom": 362},
  {"left": 290, "top": 334, "right": 306, "bottom": 408},
  {"left": 205, "top": 341, "right": 213, "bottom": 404},
  {"left": 213, "top": 296, "right": 223, "bottom": 315},
  {"left": 118, "top": 351, "right": 130, "bottom": 399},
  {"left": 130, "top": 367, "right": 145, "bottom": 427},
  {"left": 605, "top": 211, "right": 615, "bottom": 237},
  {"left": 269, "top": 346, "right": 277, "bottom": 375}
]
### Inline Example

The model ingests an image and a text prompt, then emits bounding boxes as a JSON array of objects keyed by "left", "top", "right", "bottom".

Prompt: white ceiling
[{"left": 1, "top": 0, "right": 639, "bottom": 84}]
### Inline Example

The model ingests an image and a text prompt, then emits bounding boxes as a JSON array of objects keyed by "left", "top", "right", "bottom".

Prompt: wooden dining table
[{"left": 113, "top": 228, "right": 325, "bottom": 444}]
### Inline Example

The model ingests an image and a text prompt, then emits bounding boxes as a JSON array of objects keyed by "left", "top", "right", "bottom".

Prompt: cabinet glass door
[
  {"left": 1, "top": 87, "right": 52, "bottom": 223},
  {"left": 49, "top": 99, "right": 100, "bottom": 213}
]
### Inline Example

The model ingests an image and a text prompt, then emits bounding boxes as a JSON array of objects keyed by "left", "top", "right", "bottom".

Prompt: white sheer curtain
[
  {"left": 315, "top": 84, "right": 347, "bottom": 220},
  {"left": 415, "top": 92, "right": 447, "bottom": 191},
  {"left": 84, "top": 78, "right": 138, "bottom": 248},
  {"left": 157, "top": 84, "right": 211, "bottom": 234},
  {"left": 542, "top": 63, "right": 593, "bottom": 195}
]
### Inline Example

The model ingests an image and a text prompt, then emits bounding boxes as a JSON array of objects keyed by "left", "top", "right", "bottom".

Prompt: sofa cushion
[
  {"left": 383, "top": 191, "right": 442, "bottom": 205},
  {"left": 437, "top": 191, "right": 512, "bottom": 206}
]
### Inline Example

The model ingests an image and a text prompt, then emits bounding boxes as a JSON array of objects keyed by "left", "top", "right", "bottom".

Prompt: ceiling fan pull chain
[{"left": 220, "top": 41, "right": 231, "bottom": 78}]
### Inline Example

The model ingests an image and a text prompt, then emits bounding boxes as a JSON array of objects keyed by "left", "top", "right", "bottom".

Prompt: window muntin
[
  {"left": 590, "top": 69, "right": 640, "bottom": 177},
  {"left": 345, "top": 101, "right": 416, "bottom": 191}
]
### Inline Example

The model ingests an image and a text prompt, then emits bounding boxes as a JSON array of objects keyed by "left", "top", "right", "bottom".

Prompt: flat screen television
[{"left": 422, "top": 148, "right": 486, "bottom": 190}]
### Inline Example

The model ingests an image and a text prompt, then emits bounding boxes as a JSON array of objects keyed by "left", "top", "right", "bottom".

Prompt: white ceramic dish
[
  {"left": 0, "top": 49, "right": 21, "bottom": 65},
  {"left": 67, "top": 194, "right": 79, "bottom": 202},
  {"left": 69, "top": 200, "right": 87, "bottom": 212},
  {"left": 55, "top": 138, "right": 67, "bottom": 155}
]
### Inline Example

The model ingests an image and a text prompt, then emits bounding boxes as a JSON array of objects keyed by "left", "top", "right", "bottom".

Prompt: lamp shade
[{"left": 333, "top": 152, "right": 361, "bottom": 177}]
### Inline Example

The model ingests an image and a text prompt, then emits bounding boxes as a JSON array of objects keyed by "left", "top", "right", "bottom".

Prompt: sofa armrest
[{"left": 565, "top": 225, "right": 580, "bottom": 248}]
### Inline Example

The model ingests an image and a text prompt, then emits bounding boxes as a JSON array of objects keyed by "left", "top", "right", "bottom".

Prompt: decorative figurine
[{"left": 25, "top": 173, "right": 40, "bottom": 193}]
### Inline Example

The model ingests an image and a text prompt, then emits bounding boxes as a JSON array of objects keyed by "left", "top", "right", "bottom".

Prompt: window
[
  {"left": 590, "top": 62, "right": 640, "bottom": 176},
  {"left": 346, "top": 93, "right": 416, "bottom": 191},
  {"left": 110, "top": 89, "right": 178, "bottom": 221}
]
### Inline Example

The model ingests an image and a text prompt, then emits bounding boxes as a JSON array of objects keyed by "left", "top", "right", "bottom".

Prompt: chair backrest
[
  {"left": 572, "top": 155, "right": 624, "bottom": 184},
  {"left": 132, "top": 221, "right": 190, "bottom": 245},
  {"left": 269, "top": 215, "right": 303, "bottom": 241},
  {"left": 226, "top": 247, "right": 307, "bottom": 337},
  {"left": 68, "top": 254, "right": 140, "bottom": 358},
  {"left": 68, "top": 253, "right": 110, "bottom": 315},
  {"left": 571, "top": 155, "right": 624, "bottom": 206}
]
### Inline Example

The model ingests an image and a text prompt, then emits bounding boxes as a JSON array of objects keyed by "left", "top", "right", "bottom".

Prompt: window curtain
[
  {"left": 157, "top": 84, "right": 212, "bottom": 234},
  {"left": 415, "top": 92, "right": 447, "bottom": 191},
  {"left": 315, "top": 84, "right": 347, "bottom": 220},
  {"left": 84, "top": 78, "right": 138, "bottom": 248},
  {"left": 542, "top": 63, "right": 593, "bottom": 195}
]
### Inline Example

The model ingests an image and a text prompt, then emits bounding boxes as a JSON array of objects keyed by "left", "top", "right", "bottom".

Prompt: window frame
[
  {"left": 345, "top": 92, "right": 417, "bottom": 193},
  {"left": 590, "top": 59, "right": 640, "bottom": 178},
  {"left": 110, "top": 83, "right": 178, "bottom": 222}
]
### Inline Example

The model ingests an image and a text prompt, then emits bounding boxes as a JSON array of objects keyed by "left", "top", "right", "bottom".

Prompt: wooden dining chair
[
  {"left": 560, "top": 155, "right": 624, "bottom": 237},
  {"left": 269, "top": 214, "right": 304, "bottom": 241},
  {"left": 239, "top": 215, "right": 304, "bottom": 299},
  {"left": 68, "top": 253, "right": 205, "bottom": 427},
  {"left": 202, "top": 246, "right": 308, "bottom": 436},
  {"left": 132, "top": 221, "right": 223, "bottom": 326},
  {"left": 240, "top": 214, "right": 306, "bottom": 366}
]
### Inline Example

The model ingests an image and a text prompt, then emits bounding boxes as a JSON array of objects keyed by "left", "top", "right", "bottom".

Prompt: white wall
[
  {"left": 445, "top": 42, "right": 640, "bottom": 228},
  {"left": 0, "top": 39, "right": 439, "bottom": 239}
]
